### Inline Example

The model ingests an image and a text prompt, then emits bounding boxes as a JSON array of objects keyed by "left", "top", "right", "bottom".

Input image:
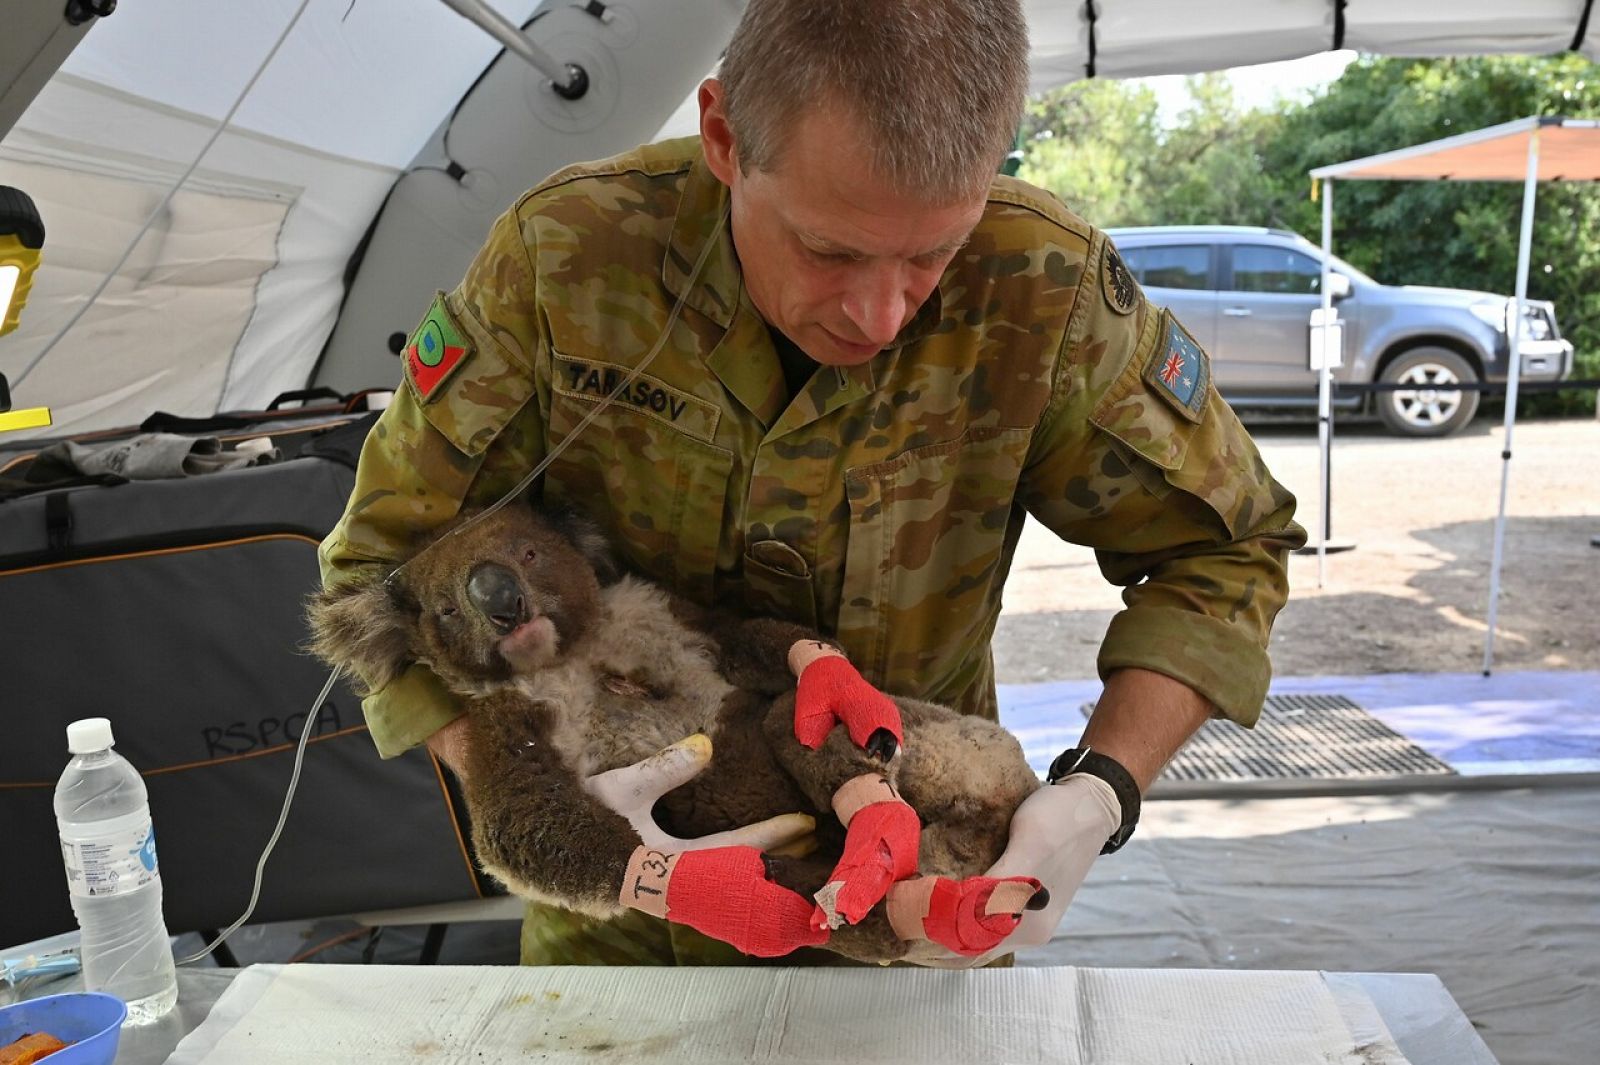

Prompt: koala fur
[{"left": 308, "top": 499, "right": 1039, "bottom": 963}]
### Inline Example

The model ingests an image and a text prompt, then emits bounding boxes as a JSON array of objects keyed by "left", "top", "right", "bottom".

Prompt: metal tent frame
[{"left": 1308, "top": 116, "right": 1600, "bottom": 673}]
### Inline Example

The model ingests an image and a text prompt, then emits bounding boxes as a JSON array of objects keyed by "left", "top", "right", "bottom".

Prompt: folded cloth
[{"left": 33, "top": 433, "right": 281, "bottom": 481}]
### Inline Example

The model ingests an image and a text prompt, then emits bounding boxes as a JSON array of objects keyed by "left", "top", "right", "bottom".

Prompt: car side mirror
[{"left": 1325, "top": 273, "right": 1352, "bottom": 300}]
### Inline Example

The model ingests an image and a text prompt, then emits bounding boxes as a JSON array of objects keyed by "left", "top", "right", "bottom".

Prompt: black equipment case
[{"left": 0, "top": 392, "right": 490, "bottom": 947}]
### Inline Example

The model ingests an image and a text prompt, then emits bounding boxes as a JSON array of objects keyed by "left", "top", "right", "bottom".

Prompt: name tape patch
[
  {"left": 1145, "top": 313, "right": 1210, "bottom": 422},
  {"left": 405, "top": 294, "right": 474, "bottom": 403},
  {"left": 553, "top": 354, "right": 719, "bottom": 442}
]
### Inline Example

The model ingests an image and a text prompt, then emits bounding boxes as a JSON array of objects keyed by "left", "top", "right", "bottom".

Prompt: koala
[{"left": 308, "top": 499, "right": 1041, "bottom": 963}]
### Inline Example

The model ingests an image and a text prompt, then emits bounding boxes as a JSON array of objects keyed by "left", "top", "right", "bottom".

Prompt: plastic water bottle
[{"left": 54, "top": 718, "right": 178, "bottom": 1024}]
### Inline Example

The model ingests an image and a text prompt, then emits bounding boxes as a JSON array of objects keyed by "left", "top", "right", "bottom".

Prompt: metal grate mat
[{"left": 1080, "top": 693, "right": 1456, "bottom": 784}]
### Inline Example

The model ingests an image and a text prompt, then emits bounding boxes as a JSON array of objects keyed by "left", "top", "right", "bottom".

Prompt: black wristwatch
[{"left": 1046, "top": 746, "right": 1141, "bottom": 854}]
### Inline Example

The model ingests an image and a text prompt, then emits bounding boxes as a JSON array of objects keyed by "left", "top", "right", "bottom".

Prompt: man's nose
[{"left": 841, "top": 263, "right": 908, "bottom": 347}]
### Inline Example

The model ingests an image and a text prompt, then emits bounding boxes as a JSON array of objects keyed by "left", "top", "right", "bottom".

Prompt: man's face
[{"left": 701, "top": 84, "right": 987, "bottom": 367}]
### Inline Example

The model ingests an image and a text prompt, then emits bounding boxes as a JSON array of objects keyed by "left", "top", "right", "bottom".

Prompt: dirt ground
[{"left": 995, "top": 415, "right": 1600, "bottom": 682}]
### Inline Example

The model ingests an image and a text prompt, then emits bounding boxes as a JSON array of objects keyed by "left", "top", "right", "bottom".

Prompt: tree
[{"left": 1016, "top": 79, "right": 1160, "bottom": 225}]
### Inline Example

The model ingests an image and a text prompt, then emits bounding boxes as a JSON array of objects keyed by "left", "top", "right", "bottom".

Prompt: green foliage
[{"left": 1018, "top": 55, "right": 1600, "bottom": 414}]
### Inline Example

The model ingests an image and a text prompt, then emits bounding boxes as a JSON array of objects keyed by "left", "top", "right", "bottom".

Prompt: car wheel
[{"left": 1375, "top": 348, "right": 1481, "bottom": 437}]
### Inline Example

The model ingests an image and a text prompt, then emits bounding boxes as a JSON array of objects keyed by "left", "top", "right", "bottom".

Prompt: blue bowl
[{"left": 0, "top": 992, "right": 127, "bottom": 1064}]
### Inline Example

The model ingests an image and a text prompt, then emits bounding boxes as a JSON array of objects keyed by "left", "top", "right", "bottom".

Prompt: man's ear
[
  {"left": 699, "top": 77, "right": 738, "bottom": 187},
  {"left": 306, "top": 569, "right": 416, "bottom": 695}
]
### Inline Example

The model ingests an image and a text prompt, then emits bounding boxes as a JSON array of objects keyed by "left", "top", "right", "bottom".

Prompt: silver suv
[{"left": 1105, "top": 226, "right": 1575, "bottom": 437}]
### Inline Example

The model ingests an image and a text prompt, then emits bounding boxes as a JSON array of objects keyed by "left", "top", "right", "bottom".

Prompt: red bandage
[
  {"left": 922, "top": 876, "right": 1043, "bottom": 956},
  {"left": 664, "top": 847, "right": 830, "bottom": 958},
  {"left": 813, "top": 800, "right": 921, "bottom": 929},
  {"left": 794, "top": 656, "right": 903, "bottom": 751}
]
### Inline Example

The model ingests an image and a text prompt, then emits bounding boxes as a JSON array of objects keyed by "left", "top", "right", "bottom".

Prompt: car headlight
[
  {"left": 1519, "top": 311, "right": 1552, "bottom": 341},
  {"left": 1469, "top": 301, "right": 1508, "bottom": 331}
]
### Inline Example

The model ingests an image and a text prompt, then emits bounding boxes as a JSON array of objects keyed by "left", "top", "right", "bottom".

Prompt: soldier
[{"left": 321, "top": 0, "right": 1305, "bottom": 966}]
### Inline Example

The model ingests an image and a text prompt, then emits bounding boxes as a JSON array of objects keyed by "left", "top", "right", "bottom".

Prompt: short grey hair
[{"left": 718, "top": 0, "right": 1029, "bottom": 202}]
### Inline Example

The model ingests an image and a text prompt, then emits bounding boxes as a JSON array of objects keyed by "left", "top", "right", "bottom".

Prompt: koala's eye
[
  {"left": 523, "top": 549, "right": 537, "bottom": 563},
  {"left": 440, "top": 606, "right": 458, "bottom": 618}
]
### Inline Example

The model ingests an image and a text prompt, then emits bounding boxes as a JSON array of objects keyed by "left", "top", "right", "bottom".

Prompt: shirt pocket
[
  {"left": 540, "top": 384, "right": 732, "bottom": 603},
  {"left": 838, "top": 426, "right": 1031, "bottom": 691}
]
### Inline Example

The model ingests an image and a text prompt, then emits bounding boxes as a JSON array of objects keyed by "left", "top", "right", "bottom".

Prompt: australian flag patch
[{"left": 1145, "top": 312, "right": 1210, "bottom": 422}]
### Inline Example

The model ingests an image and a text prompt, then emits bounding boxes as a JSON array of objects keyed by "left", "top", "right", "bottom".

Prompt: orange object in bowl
[{"left": 0, "top": 1031, "right": 71, "bottom": 1064}]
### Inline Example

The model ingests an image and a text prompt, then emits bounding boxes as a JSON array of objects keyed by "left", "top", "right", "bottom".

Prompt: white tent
[
  {"left": 1309, "top": 116, "right": 1600, "bottom": 673},
  {"left": 2, "top": 0, "right": 1599, "bottom": 435}
]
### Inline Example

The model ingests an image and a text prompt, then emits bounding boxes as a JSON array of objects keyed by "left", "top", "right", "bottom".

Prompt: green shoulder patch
[
  {"left": 1144, "top": 312, "right": 1210, "bottom": 423},
  {"left": 405, "top": 293, "right": 474, "bottom": 403},
  {"left": 1101, "top": 243, "right": 1138, "bottom": 316}
]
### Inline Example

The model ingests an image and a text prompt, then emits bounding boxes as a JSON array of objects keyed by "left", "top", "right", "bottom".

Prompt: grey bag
[{"left": 0, "top": 413, "right": 491, "bottom": 946}]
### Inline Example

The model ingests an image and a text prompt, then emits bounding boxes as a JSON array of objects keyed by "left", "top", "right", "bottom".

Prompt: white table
[
  {"left": 37, "top": 963, "right": 1495, "bottom": 1065},
  {"left": 4, "top": 942, "right": 1498, "bottom": 1065}
]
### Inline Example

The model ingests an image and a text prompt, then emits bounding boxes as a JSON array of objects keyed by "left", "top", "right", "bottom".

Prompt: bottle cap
[{"left": 66, "top": 717, "right": 115, "bottom": 753}]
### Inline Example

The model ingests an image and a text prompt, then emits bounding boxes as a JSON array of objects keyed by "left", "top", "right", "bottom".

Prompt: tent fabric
[
  {"left": 1023, "top": 0, "right": 1600, "bottom": 86},
  {"left": 1312, "top": 116, "right": 1600, "bottom": 181},
  {"left": 0, "top": 0, "right": 539, "bottom": 438},
  {"left": 3, "top": 0, "right": 1600, "bottom": 435},
  {"left": 0, "top": 76, "right": 397, "bottom": 431}
]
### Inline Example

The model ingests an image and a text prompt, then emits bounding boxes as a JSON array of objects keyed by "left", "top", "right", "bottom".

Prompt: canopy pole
[
  {"left": 1482, "top": 129, "right": 1541, "bottom": 675},
  {"left": 1317, "top": 180, "right": 1334, "bottom": 589}
]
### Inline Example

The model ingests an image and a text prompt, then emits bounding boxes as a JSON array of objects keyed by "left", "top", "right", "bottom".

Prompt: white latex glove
[
  {"left": 902, "top": 774, "right": 1121, "bottom": 968},
  {"left": 581, "top": 733, "right": 817, "bottom": 853}
]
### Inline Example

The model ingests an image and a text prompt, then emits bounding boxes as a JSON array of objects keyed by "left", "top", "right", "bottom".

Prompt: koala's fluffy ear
[
  {"left": 306, "top": 569, "right": 415, "bottom": 695},
  {"left": 544, "top": 505, "right": 622, "bottom": 585}
]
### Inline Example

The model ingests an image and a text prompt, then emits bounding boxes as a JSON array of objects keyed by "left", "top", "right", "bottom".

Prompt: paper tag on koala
[{"left": 621, "top": 848, "right": 678, "bottom": 917}]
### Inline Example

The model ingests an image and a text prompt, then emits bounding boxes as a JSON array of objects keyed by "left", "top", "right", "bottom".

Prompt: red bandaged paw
[
  {"left": 812, "top": 799, "right": 921, "bottom": 929},
  {"left": 794, "top": 656, "right": 903, "bottom": 752},
  {"left": 920, "top": 875, "right": 1043, "bottom": 956},
  {"left": 636, "top": 847, "right": 830, "bottom": 958}
]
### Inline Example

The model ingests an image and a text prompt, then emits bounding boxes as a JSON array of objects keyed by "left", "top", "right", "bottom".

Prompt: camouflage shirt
[{"left": 319, "top": 137, "right": 1305, "bottom": 759}]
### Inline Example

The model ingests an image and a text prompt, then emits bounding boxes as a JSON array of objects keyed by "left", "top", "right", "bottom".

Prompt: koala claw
[{"left": 865, "top": 728, "right": 899, "bottom": 763}]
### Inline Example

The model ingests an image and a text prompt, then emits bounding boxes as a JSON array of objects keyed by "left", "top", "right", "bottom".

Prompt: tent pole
[
  {"left": 1317, "top": 180, "right": 1335, "bottom": 589},
  {"left": 1482, "top": 129, "right": 1541, "bottom": 675},
  {"left": 439, "top": 0, "right": 587, "bottom": 96}
]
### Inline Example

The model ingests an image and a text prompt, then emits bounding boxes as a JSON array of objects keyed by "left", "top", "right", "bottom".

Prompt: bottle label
[{"left": 59, "top": 811, "right": 161, "bottom": 899}]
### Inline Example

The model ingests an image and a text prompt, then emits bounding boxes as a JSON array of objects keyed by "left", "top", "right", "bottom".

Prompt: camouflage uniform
[{"left": 319, "top": 137, "right": 1305, "bottom": 965}]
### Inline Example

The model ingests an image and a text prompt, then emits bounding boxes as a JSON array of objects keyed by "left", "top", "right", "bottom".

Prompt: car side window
[
  {"left": 1120, "top": 244, "right": 1212, "bottom": 290},
  {"left": 1231, "top": 245, "right": 1323, "bottom": 295}
]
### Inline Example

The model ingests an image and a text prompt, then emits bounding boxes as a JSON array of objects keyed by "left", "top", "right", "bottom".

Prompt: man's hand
[
  {"left": 901, "top": 775, "right": 1119, "bottom": 968},
  {"left": 583, "top": 734, "right": 817, "bottom": 853},
  {"left": 424, "top": 715, "right": 473, "bottom": 780}
]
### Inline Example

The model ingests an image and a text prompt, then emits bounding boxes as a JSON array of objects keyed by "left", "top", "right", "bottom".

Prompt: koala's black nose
[{"left": 466, "top": 563, "right": 527, "bottom": 635}]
